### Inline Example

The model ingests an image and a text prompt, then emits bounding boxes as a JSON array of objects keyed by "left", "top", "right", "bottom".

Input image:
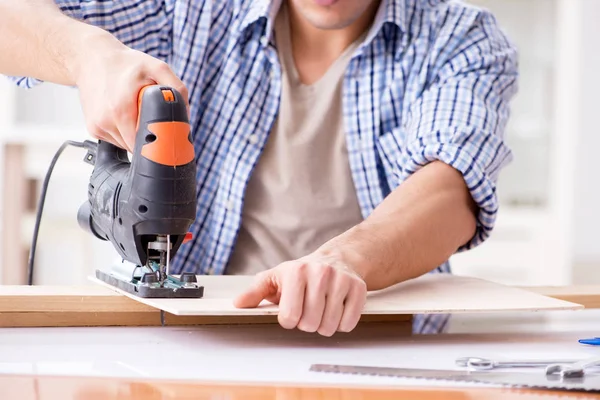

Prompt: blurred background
[{"left": 0, "top": 0, "right": 597, "bottom": 287}]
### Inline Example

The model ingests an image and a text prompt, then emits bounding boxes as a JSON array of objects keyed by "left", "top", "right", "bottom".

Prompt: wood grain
[
  {"left": 91, "top": 274, "right": 583, "bottom": 316},
  {"left": 0, "top": 284, "right": 411, "bottom": 327},
  {"left": 0, "top": 311, "right": 411, "bottom": 327},
  {"left": 520, "top": 285, "right": 600, "bottom": 309},
  {"left": 2, "top": 374, "right": 596, "bottom": 400},
  {"left": 0, "top": 275, "right": 590, "bottom": 327}
]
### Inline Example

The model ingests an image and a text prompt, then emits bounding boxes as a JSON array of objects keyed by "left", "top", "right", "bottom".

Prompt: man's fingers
[
  {"left": 90, "top": 105, "right": 129, "bottom": 151},
  {"left": 93, "top": 125, "right": 128, "bottom": 150},
  {"left": 233, "top": 272, "right": 276, "bottom": 308},
  {"left": 149, "top": 61, "right": 189, "bottom": 109},
  {"left": 317, "top": 274, "right": 350, "bottom": 337},
  {"left": 112, "top": 89, "right": 142, "bottom": 152},
  {"left": 114, "top": 113, "right": 136, "bottom": 152},
  {"left": 277, "top": 265, "right": 306, "bottom": 329},
  {"left": 108, "top": 129, "right": 129, "bottom": 151},
  {"left": 338, "top": 281, "right": 367, "bottom": 332},
  {"left": 297, "top": 264, "right": 332, "bottom": 333}
]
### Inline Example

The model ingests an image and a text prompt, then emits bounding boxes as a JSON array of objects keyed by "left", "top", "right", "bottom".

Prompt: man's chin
[
  {"left": 305, "top": 18, "right": 356, "bottom": 30},
  {"left": 289, "top": 0, "right": 372, "bottom": 30},
  {"left": 298, "top": 8, "right": 357, "bottom": 30}
]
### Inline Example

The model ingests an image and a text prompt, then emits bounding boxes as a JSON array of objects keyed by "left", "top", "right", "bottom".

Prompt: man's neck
[{"left": 286, "top": 1, "right": 380, "bottom": 85}]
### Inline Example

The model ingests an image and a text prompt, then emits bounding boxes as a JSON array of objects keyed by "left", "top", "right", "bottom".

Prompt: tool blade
[
  {"left": 309, "top": 364, "right": 600, "bottom": 392},
  {"left": 310, "top": 364, "right": 472, "bottom": 379}
]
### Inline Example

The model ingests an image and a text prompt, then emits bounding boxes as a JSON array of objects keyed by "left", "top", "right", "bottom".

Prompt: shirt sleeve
[
  {"left": 395, "top": 5, "right": 518, "bottom": 250},
  {"left": 8, "top": 0, "right": 175, "bottom": 88}
]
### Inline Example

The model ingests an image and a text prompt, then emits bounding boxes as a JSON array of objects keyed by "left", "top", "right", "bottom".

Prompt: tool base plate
[{"left": 95, "top": 269, "right": 204, "bottom": 298}]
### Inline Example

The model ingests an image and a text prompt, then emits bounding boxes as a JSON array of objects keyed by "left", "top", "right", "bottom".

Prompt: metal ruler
[{"left": 309, "top": 364, "right": 600, "bottom": 393}]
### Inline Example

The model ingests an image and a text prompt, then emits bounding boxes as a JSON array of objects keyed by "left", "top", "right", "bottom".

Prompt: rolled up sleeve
[
  {"left": 7, "top": 0, "right": 174, "bottom": 88},
  {"left": 396, "top": 7, "right": 518, "bottom": 249}
]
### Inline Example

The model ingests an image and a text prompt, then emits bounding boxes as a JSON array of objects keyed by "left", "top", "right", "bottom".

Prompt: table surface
[
  {"left": 1, "top": 309, "right": 600, "bottom": 398},
  {"left": 4, "top": 374, "right": 598, "bottom": 400}
]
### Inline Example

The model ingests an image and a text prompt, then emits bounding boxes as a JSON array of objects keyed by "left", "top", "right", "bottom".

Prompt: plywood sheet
[
  {"left": 90, "top": 273, "right": 583, "bottom": 316},
  {"left": 0, "top": 284, "right": 410, "bottom": 327},
  {"left": 519, "top": 285, "right": 600, "bottom": 309}
]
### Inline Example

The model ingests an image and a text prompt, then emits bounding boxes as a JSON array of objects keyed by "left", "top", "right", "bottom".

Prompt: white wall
[
  {"left": 0, "top": 80, "right": 119, "bottom": 285},
  {"left": 572, "top": 0, "right": 600, "bottom": 264}
]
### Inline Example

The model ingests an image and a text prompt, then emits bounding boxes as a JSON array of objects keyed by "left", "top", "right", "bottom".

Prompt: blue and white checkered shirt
[{"left": 8, "top": 0, "right": 518, "bottom": 334}]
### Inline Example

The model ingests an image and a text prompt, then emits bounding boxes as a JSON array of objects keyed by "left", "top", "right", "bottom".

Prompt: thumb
[{"left": 233, "top": 272, "right": 277, "bottom": 308}]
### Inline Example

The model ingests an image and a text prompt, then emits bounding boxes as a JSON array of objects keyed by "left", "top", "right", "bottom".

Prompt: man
[{"left": 0, "top": 0, "right": 518, "bottom": 336}]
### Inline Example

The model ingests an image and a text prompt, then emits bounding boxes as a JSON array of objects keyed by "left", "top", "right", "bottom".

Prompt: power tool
[{"left": 27, "top": 85, "right": 204, "bottom": 300}]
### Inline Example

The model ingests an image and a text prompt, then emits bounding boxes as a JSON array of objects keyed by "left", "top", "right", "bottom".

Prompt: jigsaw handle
[
  {"left": 133, "top": 85, "right": 194, "bottom": 167},
  {"left": 78, "top": 85, "right": 197, "bottom": 267}
]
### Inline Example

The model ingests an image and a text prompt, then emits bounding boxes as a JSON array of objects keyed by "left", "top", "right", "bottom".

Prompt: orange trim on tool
[
  {"left": 141, "top": 121, "right": 194, "bottom": 166},
  {"left": 183, "top": 232, "right": 193, "bottom": 243},
  {"left": 135, "top": 85, "right": 151, "bottom": 133},
  {"left": 161, "top": 89, "right": 175, "bottom": 102}
]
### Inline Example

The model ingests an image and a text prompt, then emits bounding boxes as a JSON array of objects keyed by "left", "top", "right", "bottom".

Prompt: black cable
[{"left": 27, "top": 139, "right": 98, "bottom": 285}]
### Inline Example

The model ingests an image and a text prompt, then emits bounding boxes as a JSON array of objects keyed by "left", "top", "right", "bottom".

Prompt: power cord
[{"left": 27, "top": 139, "right": 98, "bottom": 285}]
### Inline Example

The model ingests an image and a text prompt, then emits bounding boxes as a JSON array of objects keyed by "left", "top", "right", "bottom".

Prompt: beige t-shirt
[{"left": 226, "top": 5, "right": 365, "bottom": 275}]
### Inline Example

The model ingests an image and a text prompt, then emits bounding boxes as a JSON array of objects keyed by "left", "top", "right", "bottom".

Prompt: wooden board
[
  {"left": 0, "top": 275, "right": 586, "bottom": 328},
  {"left": 0, "top": 312, "right": 411, "bottom": 327},
  {"left": 519, "top": 285, "right": 600, "bottom": 309},
  {"left": 0, "top": 284, "right": 410, "bottom": 327},
  {"left": 90, "top": 273, "right": 583, "bottom": 316}
]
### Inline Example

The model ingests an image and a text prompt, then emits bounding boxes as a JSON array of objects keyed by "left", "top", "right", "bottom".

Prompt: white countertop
[{"left": 0, "top": 309, "right": 599, "bottom": 388}]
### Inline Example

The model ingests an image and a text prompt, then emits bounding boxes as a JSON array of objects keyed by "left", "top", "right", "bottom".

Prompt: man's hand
[
  {"left": 0, "top": 1, "right": 188, "bottom": 152},
  {"left": 233, "top": 253, "right": 368, "bottom": 337},
  {"left": 73, "top": 33, "right": 189, "bottom": 152},
  {"left": 234, "top": 161, "right": 477, "bottom": 335}
]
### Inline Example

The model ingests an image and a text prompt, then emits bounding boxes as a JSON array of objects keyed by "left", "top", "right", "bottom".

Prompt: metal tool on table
[
  {"left": 309, "top": 357, "right": 600, "bottom": 392},
  {"left": 546, "top": 356, "right": 600, "bottom": 378},
  {"left": 456, "top": 356, "right": 583, "bottom": 370},
  {"left": 28, "top": 85, "right": 203, "bottom": 306}
]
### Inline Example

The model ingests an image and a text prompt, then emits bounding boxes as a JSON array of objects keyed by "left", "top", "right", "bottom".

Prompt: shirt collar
[
  {"left": 372, "top": 0, "right": 407, "bottom": 34},
  {"left": 238, "top": 0, "right": 406, "bottom": 46},
  {"left": 238, "top": 0, "right": 281, "bottom": 45}
]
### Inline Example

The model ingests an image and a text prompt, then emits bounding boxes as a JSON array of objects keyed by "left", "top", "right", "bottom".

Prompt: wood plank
[
  {"left": 519, "top": 285, "right": 600, "bottom": 309},
  {"left": 0, "top": 284, "right": 151, "bottom": 312},
  {"left": 0, "top": 312, "right": 411, "bottom": 327},
  {"left": 0, "top": 283, "right": 411, "bottom": 326},
  {"left": 91, "top": 273, "right": 583, "bottom": 316},
  {"left": 1, "top": 374, "right": 596, "bottom": 400},
  {"left": 0, "top": 274, "right": 589, "bottom": 328}
]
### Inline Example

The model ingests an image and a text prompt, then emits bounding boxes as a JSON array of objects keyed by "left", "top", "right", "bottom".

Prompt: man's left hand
[{"left": 233, "top": 253, "right": 368, "bottom": 336}]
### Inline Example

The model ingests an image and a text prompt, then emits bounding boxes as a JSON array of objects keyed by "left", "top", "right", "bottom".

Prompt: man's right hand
[
  {"left": 73, "top": 33, "right": 189, "bottom": 152},
  {"left": 0, "top": 0, "right": 189, "bottom": 152}
]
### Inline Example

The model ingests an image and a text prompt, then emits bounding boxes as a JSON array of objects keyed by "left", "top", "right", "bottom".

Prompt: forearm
[
  {"left": 0, "top": 0, "right": 116, "bottom": 85},
  {"left": 317, "top": 161, "right": 478, "bottom": 290}
]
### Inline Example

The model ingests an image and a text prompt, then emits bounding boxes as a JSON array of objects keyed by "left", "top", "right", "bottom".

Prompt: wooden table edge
[
  {"left": 0, "top": 283, "right": 597, "bottom": 328},
  {"left": 2, "top": 373, "right": 596, "bottom": 399}
]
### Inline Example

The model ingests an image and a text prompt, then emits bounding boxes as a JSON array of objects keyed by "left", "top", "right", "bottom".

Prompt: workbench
[{"left": 2, "top": 308, "right": 600, "bottom": 399}]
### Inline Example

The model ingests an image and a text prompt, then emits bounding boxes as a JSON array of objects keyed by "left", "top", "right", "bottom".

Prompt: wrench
[
  {"left": 546, "top": 356, "right": 600, "bottom": 378},
  {"left": 456, "top": 356, "right": 582, "bottom": 370}
]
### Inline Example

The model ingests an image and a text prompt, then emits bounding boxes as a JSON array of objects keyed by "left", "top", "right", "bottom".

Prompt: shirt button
[{"left": 248, "top": 134, "right": 259, "bottom": 144}]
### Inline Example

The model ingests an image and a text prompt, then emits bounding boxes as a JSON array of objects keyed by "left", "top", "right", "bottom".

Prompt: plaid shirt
[{"left": 8, "top": 0, "right": 517, "bottom": 334}]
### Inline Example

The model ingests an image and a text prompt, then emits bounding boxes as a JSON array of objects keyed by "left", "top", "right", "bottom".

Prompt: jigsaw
[
  {"left": 78, "top": 85, "right": 203, "bottom": 298},
  {"left": 27, "top": 85, "right": 203, "bottom": 300}
]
